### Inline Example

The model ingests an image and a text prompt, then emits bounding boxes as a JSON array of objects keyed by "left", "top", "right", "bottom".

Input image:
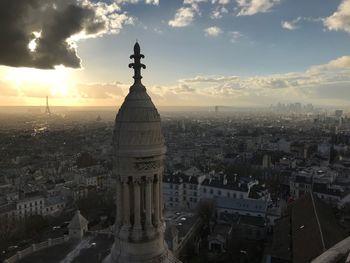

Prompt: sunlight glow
[{"left": 5, "top": 66, "right": 73, "bottom": 98}]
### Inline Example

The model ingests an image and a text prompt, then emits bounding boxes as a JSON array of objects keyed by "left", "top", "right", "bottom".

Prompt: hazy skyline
[{"left": 0, "top": 0, "right": 350, "bottom": 107}]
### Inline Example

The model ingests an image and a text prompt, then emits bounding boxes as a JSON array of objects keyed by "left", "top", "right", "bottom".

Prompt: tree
[
  {"left": 196, "top": 199, "right": 215, "bottom": 232},
  {"left": 0, "top": 217, "right": 18, "bottom": 252}
]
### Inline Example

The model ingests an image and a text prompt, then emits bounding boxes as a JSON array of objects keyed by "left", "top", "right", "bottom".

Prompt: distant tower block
[
  {"left": 215, "top": 105, "right": 219, "bottom": 114},
  {"left": 45, "top": 96, "right": 51, "bottom": 115}
]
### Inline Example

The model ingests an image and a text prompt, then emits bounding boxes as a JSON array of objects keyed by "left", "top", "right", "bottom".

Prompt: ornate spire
[{"left": 129, "top": 41, "right": 146, "bottom": 85}]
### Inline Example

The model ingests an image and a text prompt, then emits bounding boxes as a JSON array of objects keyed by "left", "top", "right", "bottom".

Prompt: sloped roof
[
  {"left": 270, "top": 216, "right": 291, "bottom": 261},
  {"left": 215, "top": 197, "right": 268, "bottom": 213},
  {"left": 68, "top": 210, "right": 88, "bottom": 230},
  {"left": 291, "top": 193, "right": 346, "bottom": 263}
]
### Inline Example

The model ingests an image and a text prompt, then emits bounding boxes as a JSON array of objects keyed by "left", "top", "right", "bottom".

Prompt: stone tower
[
  {"left": 104, "top": 42, "right": 179, "bottom": 263},
  {"left": 68, "top": 210, "right": 88, "bottom": 240}
]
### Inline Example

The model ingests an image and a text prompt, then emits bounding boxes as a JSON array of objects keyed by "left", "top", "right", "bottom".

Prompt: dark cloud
[{"left": 0, "top": 0, "right": 121, "bottom": 69}]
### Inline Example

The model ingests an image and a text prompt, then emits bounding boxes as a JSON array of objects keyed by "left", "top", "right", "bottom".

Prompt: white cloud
[
  {"left": 75, "top": 1, "right": 134, "bottom": 38},
  {"left": 210, "top": 5, "right": 228, "bottom": 19},
  {"left": 76, "top": 82, "right": 126, "bottom": 99},
  {"left": 169, "top": 0, "right": 232, "bottom": 27},
  {"left": 324, "top": 0, "right": 350, "bottom": 33},
  {"left": 236, "top": 0, "right": 280, "bottom": 16},
  {"left": 169, "top": 0, "right": 216, "bottom": 27},
  {"left": 228, "top": 31, "right": 242, "bottom": 43},
  {"left": 309, "top": 56, "right": 350, "bottom": 72},
  {"left": 2, "top": 55, "right": 350, "bottom": 107},
  {"left": 281, "top": 16, "right": 323, "bottom": 31},
  {"left": 205, "top": 26, "right": 223, "bottom": 36},
  {"left": 116, "top": 0, "right": 159, "bottom": 5},
  {"left": 281, "top": 17, "right": 302, "bottom": 30},
  {"left": 184, "top": 0, "right": 208, "bottom": 5},
  {"left": 183, "top": 0, "right": 208, "bottom": 12},
  {"left": 168, "top": 6, "right": 197, "bottom": 27},
  {"left": 211, "top": 0, "right": 230, "bottom": 4},
  {"left": 146, "top": 0, "right": 159, "bottom": 4},
  {"left": 166, "top": 55, "right": 350, "bottom": 106}
]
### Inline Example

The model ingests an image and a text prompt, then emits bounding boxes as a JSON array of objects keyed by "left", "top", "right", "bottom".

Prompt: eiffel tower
[{"left": 45, "top": 96, "right": 51, "bottom": 116}]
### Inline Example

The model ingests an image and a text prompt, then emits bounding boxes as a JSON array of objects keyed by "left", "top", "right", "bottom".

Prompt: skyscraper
[{"left": 104, "top": 42, "right": 179, "bottom": 263}]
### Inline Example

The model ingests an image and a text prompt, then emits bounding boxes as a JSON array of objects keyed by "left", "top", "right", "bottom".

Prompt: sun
[{"left": 4, "top": 66, "right": 73, "bottom": 97}]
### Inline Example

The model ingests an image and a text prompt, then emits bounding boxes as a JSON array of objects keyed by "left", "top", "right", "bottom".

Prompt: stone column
[
  {"left": 159, "top": 175, "right": 164, "bottom": 220},
  {"left": 132, "top": 178, "right": 142, "bottom": 240},
  {"left": 153, "top": 175, "right": 160, "bottom": 226},
  {"left": 116, "top": 179, "right": 123, "bottom": 228},
  {"left": 145, "top": 177, "right": 153, "bottom": 234},
  {"left": 122, "top": 178, "right": 131, "bottom": 227}
]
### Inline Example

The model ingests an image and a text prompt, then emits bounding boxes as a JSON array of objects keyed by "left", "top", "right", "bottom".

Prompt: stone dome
[{"left": 113, "top": 67, "right": 165, "bottom": 157}]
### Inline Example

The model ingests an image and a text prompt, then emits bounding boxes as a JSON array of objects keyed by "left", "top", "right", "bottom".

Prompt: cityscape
[
  {"left": 1, "top": 94, "right": 350, "bottom": 262},
  {"left": 1, "top": 0, "right": 350, "bottom": 263}
]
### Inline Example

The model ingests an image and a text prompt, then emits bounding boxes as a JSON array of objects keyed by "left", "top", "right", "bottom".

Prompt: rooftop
[
  {"left": 18, "top": 234, "right": 113, "bottom": 263},
  {"left": 68, "top": 210, "right": 88, "bottom": 230},
  {"left": 215, "top": 197, "right": 268, "bottom": 214}
]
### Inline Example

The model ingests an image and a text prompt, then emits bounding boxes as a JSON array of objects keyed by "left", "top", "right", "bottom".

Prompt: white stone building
[
  {"left": 163, "top": 172, "right": 255, "bottom": 210},
  {"left": 16, "top": 195, "right": 45, "bottom": 219}
]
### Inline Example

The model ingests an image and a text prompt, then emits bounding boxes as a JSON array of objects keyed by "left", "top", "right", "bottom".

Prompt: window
[
  {"left": 210, "top": 189, "right": 213, "bottom": 194},
  {"left": 217, "top": 190, "right": 221, "bottom": 196},
  {"left": 227, "top": 192, "right": 230, "bottom": 198},
  {"left": 203, "top": 188, "right": 207, "bottom": 193}
]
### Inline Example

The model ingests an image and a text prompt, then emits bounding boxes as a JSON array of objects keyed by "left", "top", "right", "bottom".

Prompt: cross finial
[{"left": 129, "top": 41, "right": 146, "bottom": 85}]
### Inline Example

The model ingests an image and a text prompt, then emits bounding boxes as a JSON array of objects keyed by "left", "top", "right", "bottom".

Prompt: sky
[{"left": 0, "top": 0, "right": 350, "bottom": 108}]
